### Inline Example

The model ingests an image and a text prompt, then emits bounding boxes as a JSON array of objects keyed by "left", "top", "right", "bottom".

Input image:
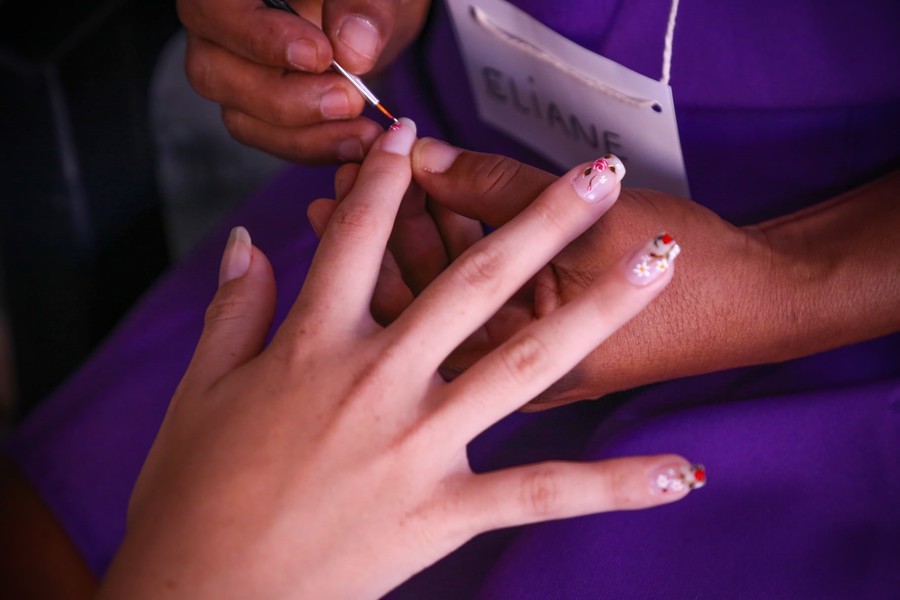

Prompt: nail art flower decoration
[
  {"left": 633, "top": 233, "right": 679, "bottom": 278},
  {"left": 633, "top": 258, "right": 652, "bottom": 278},
  {"left": 582, "top": 158, "right": 609, "bottom": 193},
  {"left": 656, "top": 464, "right": 707, "bottom": 493}
]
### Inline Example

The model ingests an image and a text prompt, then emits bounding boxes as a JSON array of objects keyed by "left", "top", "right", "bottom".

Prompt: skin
[
  {"left": 328, "top": 139, "right": 899, "bottom": 408},
  {"left": 178, "top": 0, "right": 431, "bottom": 163},
  {"left": 77, "top": 121, "right": 694, "bottom": 598}
]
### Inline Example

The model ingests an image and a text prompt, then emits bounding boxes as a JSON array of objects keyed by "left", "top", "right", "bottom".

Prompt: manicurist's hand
[
  {"left": 178, "top": 0, "right": 431, "bottom": 162},
  {"left": 397, "top": 139, "right": 900, "bottom": 408},
  {"left": 97, "top": 120, "right": 701, "bottom": 599}
]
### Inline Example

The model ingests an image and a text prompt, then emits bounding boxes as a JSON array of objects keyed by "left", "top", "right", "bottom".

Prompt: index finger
[{"left": 178, "top": 0, "right": 332, "bottom": 72}]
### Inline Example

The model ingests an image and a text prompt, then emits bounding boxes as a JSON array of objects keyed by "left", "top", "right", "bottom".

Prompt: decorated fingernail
[
  {"left": 651, "top": 462, "right": 706, "bottom": 495},
  {"left": 375, "top": 117, "right": 416, "bottom": 156},
  {"left": 624, "top": 232, "right": 681, "bottom": 286},
  {"left": 571, "top": 154, "right": 626, "bottom": 203}
]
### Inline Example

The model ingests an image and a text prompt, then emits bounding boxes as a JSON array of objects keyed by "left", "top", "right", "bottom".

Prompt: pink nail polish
[
  {"left": 571, "top": 153, "right": 626, "bottom": 203},
  {"left": 375, "top": 117, "right": 416, "bottom": 156},
  {"left": 623, "top": 232, "right": 681, "bottom": 286},
  {"left": 650, "top": 462, "right": 706, "bottom": 494}
]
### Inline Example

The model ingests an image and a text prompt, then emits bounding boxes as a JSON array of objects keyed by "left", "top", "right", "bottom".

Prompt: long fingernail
[
  {"left": 320, "top": 87, "right": 352, "bottom": 118},
  {"left": 374, "top": 117, "right": 416, "bottom": 156},
  {"left": 219, "top": 226, "right": 252, "bottom": 287},
  {"left": 650, "top": 462, "right": 706, "bottom": 495},
  {"left": 286, "top": 39, "right": 318, "bottom": 72},
  {"left": 623, "top": 232, "right": 681, "bottom": 286},
  {"left": 417, "top": 138, "right": 462, "bottom": 173},
  {"left": 337, "top": 15, "right": 379, "bottom": 61},
  {"left": 571, "top": 153, "right": 626, "bottom": 203}
]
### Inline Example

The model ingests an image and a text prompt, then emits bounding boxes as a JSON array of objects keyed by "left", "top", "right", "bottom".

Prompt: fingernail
[
  {"left": 286, "top": 39, "right": 318, "bottom": 72},
  {"left": 571, "top": 154, "right": 626, "bottom": 203},
  {"left": 417, "top": 138, "right": 462, "bottom": 174},
  {"left": 320, "top": 87, "right": 351, "bottom": 118},
  {"left": 374, "top": 117, "right": 416, "bottom": 156},
  {"left": 623, "top": 232, "right": 681, "bottom": 286},
  {"left": 650, "top": 462, "right": 706, "bottom": 495},
  {"left": 219, "top": 226, "right": 252, "bottom": 287},
  {"left": 337, "top": 137, "right": 364, "bottom": 162},
  {"left": 337, "top": 15, "right": 380, "bottom": 61}
]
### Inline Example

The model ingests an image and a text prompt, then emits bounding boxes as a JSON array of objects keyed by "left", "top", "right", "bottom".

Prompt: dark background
[{"left": 0, "top": 0, "right": 182, "bottom": 420}]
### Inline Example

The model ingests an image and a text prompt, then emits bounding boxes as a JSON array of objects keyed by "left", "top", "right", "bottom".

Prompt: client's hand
[
  {"left": 368, "top": 139, "right": 774, "bottom": 408},
  {"left": 97, "top": 120, "right": 700, "bottom": 599}
]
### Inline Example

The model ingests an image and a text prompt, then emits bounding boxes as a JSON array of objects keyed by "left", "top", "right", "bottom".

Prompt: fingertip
[
  {"left": 372, "top": 117, "right": 417, "bottom": 156},
  {"left": 413, "top": 137, "right": 463, "bottom": 174}
]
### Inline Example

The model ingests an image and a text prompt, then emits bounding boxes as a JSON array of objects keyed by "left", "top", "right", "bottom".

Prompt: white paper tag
[{"left": 445, "top": 0, "right": 690, "bottom": 197}]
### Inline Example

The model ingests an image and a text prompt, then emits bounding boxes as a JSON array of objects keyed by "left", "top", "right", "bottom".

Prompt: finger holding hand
[{"left": 412, "top": 137, "right": 556, "bottom": 227}]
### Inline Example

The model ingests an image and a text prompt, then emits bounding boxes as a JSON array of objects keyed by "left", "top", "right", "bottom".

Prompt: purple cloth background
[{"left": 4, "top": 1, "right": 900, "bottom": 597}]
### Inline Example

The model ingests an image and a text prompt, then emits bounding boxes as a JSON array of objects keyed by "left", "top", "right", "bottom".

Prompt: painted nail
[
  {"left": 286, "top": 39, "right": 318, "bottom": 72},
  {"left": 417, "top": 138, "right": 462, "bottom": 173},
  {"left": 219, "top": 226, "right": 252, "bottom": 287},
  {"left": 337, "top": 15, "right": 380, "bottom": 61},
  {"left": 650, "top": 462, "right": 706, "bottom": 495},
  {"left": 571, "top": 154, "right": 626, "bottom": 203},
  {"left": 320, "top": 87, "right": 352, "bottom": 118},
  {"left": 374, "top": 117, "right": 416, "bottom": 156},
  {"left": 623, "top": 232, "right": 681, "bottom": 286}
]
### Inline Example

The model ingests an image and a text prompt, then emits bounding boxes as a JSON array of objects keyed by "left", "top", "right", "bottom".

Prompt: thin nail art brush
[{"left": 261, "top": 0, "right": 399, "bottom": 124}]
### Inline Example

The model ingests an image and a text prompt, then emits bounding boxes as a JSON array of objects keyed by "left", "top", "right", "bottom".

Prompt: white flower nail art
[{"left": 624, "top": 233, "right": 681, "bottom": 286}]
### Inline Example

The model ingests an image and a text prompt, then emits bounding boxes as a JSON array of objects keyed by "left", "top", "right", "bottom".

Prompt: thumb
[
  {"left": 323, "top": 0, "right": 401, "bottom": 74},
  {"left": 186, "top": 226, "right": 277, "bottom": 391},
  {"left": 411, "top": 138, "right": 557, "bottom": 228}
]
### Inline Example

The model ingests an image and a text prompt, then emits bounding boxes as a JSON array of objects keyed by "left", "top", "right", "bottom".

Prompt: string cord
[{"left": 470, "top": 0, "right": 682, "bottom": 109}]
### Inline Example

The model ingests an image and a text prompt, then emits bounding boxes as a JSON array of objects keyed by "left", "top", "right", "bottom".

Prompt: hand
[
  {"left": 371, "top": 139, "right": 774, "bottom": 408},
  {"left": 393, "top": 140, "right": 900, "bottom": 408},
  {"left": 178, "top": 0, "right": 431, "bottom": 163},
  {"left": 97, "top": 120, "right": 701, "bottom": 599}
]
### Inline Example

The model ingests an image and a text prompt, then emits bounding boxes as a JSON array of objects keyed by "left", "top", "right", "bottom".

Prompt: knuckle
[
  {"left": 500, "top": 333, "right": 551, "bottom": 386},
  {"left": 204, "top": 294, "right": 252, "bottom": 327},
  {"left": 331, "top": 201, "right": 380, "bottom": 236},
  {"left": 529, "top": 198, "right": 571, "bottom": 237},
  {"left": 453, "top": 245, "right": 505, "bottom": 292},
  {"left": 519, "top": 467, "right": 561, "bottom": 517},
  {"left": 474, "top": 155, "right": 523, "bottom": 199}
]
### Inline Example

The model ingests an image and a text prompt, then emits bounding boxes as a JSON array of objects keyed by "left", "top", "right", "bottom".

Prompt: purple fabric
[{"left": 4, "top": 1, "right": 900, "bottom": 597}]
